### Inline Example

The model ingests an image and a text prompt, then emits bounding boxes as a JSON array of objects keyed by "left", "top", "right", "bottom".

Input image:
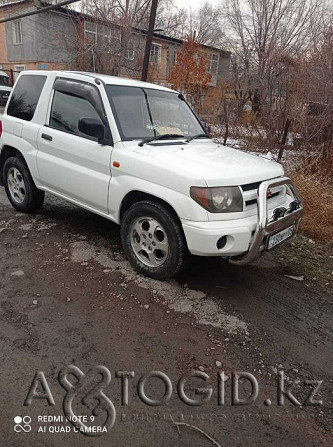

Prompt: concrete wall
[
  {"left": 5, "top": 10, "right": 76, "bottom": 64},
  {"left": 0, "top": 7, "right": 8, "bottom": 67}
]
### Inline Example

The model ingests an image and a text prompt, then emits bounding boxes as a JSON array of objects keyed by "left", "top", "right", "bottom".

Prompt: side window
[
  {"left": 7, "top": 75, "right": 46, "bottom": 121},
  {"left": 150, "top": 44, "right": 161, "bottom": 64},
  {"left": 49, "top": 90, "right": 102, "bottom": 136}
]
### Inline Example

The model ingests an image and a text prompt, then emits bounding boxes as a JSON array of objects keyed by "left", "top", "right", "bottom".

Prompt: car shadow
[{"left": 39, "top": 193, "right": 277, "bottom": 295}]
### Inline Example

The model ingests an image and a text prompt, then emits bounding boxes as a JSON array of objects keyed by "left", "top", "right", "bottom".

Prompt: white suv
[
  {"left": 0, "top": 70, "right": 12, "bottom": 107},
  {"left": 0, "top": 71, "right": 303, "bottom": 279}
]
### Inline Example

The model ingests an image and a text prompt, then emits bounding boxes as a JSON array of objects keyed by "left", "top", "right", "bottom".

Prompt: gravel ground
[{"left": 0, "top": 187, "right": 332, "bottom": 446}]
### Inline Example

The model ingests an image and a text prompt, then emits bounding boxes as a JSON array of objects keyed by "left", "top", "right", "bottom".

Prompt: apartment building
[
  {"left": 0, "top": 0, "right": 231, "bottom": 104},
  {"left": 0, "top": 0, "right": 77, "bottom": 79}
]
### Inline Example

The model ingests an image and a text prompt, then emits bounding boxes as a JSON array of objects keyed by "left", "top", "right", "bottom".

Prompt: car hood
[{"left": 127, "top": 139, "right": 284, "bottom": 186}]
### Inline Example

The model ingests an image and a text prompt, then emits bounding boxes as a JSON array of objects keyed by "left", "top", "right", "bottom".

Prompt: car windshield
[
  {"left": 105, "top": 85, "right": 205, "bottom": 141},
  {"left": 0, "top": 75, "right": 11, "bottom": 87}
]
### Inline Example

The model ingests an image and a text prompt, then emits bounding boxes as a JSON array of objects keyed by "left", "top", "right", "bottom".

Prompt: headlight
[{"left": 190, "top": 186, "right": 243, "bottom": 213}]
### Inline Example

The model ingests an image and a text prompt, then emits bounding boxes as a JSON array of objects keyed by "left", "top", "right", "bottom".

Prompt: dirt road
[{"left": 0, "top": 187, "right": 332, "bottom": 446}]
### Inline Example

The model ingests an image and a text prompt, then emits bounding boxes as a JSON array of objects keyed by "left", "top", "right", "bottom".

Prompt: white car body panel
[{"left": 36, "top": 127, "right": 112, "bottom": 214}]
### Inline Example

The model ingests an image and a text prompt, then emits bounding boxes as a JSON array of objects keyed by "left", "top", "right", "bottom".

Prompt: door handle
[{"left": 41, "top": 133, "right": 53, "bottom": 141}]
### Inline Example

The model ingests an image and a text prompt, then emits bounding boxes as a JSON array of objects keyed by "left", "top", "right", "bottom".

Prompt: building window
[
  {"left": 100, "top": 26, "right": 121, "bottom": 42},
  {"left": 126, "top": 40, "right": 135, "bottom": 60},
  {"left": 14, "top": 65, "right": 25, "bottom": 80},
  {"left": 150, "top": 44, "right": 161, "bottom": 64},
  {"left": 84, "top": 20, "right": 97, "bottom": 44},
  {"left": 12, "top": 20, "right": 23, "bottom": 45},
  {"left": 126, "top": 49, "right": 135, "bottom": 60},
  {"left": 109, "top": 28, "right": 121, "bottom": 42},
  {"left": 85, "top": 22, "right": 122, "bottom": 53},
  {"left": 106, "top": 28, "right": 122, "bottom": 52},
  {"left": 173, "top": 49, "right": 178, "bottom": 63},
  {"left": 208, "top": 53, "right": 219, "bottom": 75}
]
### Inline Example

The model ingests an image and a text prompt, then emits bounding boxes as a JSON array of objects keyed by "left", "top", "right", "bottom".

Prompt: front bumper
[{"left": 182, "top": 176, "right": 303, "bottom": 263}]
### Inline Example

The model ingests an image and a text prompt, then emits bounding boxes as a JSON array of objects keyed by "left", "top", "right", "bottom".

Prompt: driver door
[{"left": 36, "top": 78, "right": 112, "bottom": 214}]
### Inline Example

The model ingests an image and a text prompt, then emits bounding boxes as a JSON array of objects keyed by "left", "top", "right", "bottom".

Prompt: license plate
[{"left": 267, "top": 225, "right": 295, "bottom": 250}]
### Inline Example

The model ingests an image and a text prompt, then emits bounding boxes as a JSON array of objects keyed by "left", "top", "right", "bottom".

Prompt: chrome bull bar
[{"left": 230, "top": 176, "right": 303, "bottom": 265}]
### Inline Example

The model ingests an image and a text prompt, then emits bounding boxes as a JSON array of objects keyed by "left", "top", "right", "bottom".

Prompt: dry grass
[
  {"left": 213, "top": 126, "right": 333, "bottom": 243},
  {"left": 291, "top": 172, "right": 333, "bottom": 243}
]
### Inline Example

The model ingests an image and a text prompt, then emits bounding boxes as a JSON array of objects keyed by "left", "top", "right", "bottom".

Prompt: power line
[{"left": 0, "top": 0, "right": 81, "bottom": 24}]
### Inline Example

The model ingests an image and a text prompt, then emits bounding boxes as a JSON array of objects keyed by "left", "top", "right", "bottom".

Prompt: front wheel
[{"left": 121, "top": 200, "right": 189, "bottom": 280}]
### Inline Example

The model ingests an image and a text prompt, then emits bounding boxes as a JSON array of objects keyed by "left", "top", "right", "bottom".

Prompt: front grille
[
  {"left": 241, "top": 181, "right": 261, "bottom": 192},
  {"left": 245, "top": 191, "right": 279, "bottom": 207},
  {"left": 241, "top": 181, "right": 285, "bottom": 209}
]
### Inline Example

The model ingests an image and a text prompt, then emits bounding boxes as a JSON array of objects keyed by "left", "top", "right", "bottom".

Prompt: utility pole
[
  {"left": 141, "top": 0, "right": 158, "bottom": 82},
  {"left": 0, "top": 0, "right": 81, "bottom": 24}
]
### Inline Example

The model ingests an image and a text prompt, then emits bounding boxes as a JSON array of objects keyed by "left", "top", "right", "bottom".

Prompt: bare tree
[
  {"left": 155, "top": 4, "right": 188, "bottom": 39},
  {"left": 80, "top": 0, "right": 152, "bottom": 27},
  {"left": 225, "top": 0, "right": 323, "bottom": 70},
  {"left": 223, "top": 0, "right": 326, "bottom": 141},
  {"left": 186, "top": 2, "right": 226, "bottom": 47},
  {"left": 72, "top": 0, "right": 159, "bottom": 76},
  {"left": 297, "top": 26, "right": 333, "bottom": 157},
  {"left": 158, "top": 1, "right": 226, "bottom": 48}
]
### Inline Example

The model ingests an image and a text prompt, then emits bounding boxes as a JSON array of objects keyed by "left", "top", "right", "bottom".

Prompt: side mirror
[{"left": 78, "top": 117, "right": 105, "bottom": 142}]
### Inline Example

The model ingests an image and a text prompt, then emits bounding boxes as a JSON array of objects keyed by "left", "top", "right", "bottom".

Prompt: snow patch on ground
[
  {"left": 70, "top": 240, "right": 248, "bottom": 334},
  {"left": 19, "top": 224, "right": 33, "bottom": 231}
]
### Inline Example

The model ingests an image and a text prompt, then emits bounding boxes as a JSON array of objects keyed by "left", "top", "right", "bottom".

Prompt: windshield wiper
[
  {"left": 185, "top": 133, "right": 209, "bottom": 143},
  {"left": 138, "top": 134, "right": 185, "bottom": 146}
]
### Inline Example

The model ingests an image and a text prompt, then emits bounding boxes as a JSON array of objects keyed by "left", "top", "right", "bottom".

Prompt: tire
[
  {"left": 121, "top": 200, "right": 190, "bottom": 280},
  {"left": 3, "top": 156, "right": 45, "bottom": 213}
]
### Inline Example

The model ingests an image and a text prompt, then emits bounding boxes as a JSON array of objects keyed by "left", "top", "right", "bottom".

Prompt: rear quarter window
[{"left": 7, "top": 75, "right": 46, "bottom": 121}]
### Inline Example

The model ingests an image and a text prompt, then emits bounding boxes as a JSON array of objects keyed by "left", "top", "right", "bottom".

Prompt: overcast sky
[{"left": 174, "top": 0, "right": 221, "bottom": 11}]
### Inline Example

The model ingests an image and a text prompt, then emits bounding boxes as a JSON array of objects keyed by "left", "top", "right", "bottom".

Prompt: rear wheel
[
  {"left": 121, "top": 200, "right": 189, "bottom": 280},
  {"left": 3, "top": 157, "right": 44, "bottom": 213}
]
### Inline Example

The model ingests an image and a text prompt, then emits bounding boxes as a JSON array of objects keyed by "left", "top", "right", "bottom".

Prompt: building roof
[{"left": 138, "top": 28, "right": 231, "bottom": 56}]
